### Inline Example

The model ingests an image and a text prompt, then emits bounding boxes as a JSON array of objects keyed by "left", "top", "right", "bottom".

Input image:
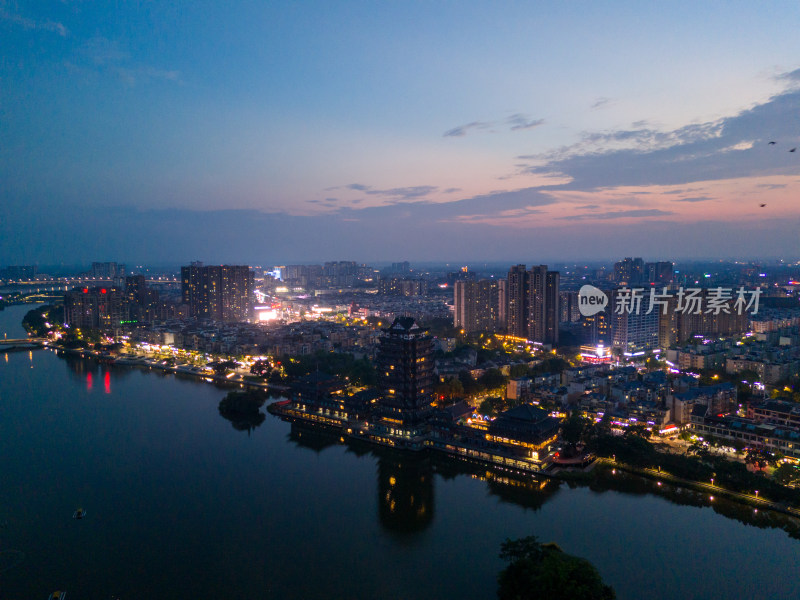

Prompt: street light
[
  {"left": 755, "top": 490, "right": 759, "bottom": 499},
  {"left": 710, "top": 478, "right": 714, "bottom": 487}
]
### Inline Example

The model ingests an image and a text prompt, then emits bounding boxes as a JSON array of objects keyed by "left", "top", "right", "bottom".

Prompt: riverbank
[
  {"left": 48, "top": 342, "right": 290, "bottom": 393},
  {"left": 592, "top": 457, "right": 800, "bottom": 519},
  {"left": 35, "top": 320, "right": 800, "bottom": 524}
]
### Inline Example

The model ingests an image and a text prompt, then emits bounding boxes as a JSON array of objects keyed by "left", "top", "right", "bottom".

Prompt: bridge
[{"left": 0, "top": 338, "right": 47, "bottom": 346}]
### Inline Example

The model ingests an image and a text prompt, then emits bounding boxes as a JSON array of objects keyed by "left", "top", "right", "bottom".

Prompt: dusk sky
[{"left": 2, "top": 1, "right": 800, "bottom": 265}]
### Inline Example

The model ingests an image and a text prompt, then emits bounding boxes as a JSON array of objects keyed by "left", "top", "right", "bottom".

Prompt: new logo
[{"left": 578, "top": 285, "right": 608, "bottom": 317}]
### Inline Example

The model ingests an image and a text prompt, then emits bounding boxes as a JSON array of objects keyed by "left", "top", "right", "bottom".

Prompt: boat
[
  {"left": 48, "top": 592, "right": 66, "bottom": 600},
  {"left": 72, "top": 508, "right": 86, "bottom": 519}
]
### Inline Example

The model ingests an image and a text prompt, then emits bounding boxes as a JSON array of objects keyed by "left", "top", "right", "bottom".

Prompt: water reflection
[
  {"left": 284, "top": 422, "right": 559, "bottom": 535},
  {"left": 590, "top": 467, "right": 800, "bottom": 540},
  {"left": 278, "top": 420, "right": 800, "bottom": 541},
  {"left": 288, "top": 423, "right": 340, "bottom": 453},
  {"left": 217, "top": 391, "right": 266, "bottom": 434},
  {"left": 378, "top": 455, "right": 434, "bottom": 534}
]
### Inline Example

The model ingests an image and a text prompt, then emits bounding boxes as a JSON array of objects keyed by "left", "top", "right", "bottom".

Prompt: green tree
[
  {"left": 561, "top": 412, "right": 590, "bottom": 446},
  {"left": 459, "top": 370, "right": 484, "bottom": 396},
  {"left": 510, "top": 363, "right": 530, "bottom": 378},
  {"left": 498, "top": 536, "right": 615, "bottom": 600},
  {"left": 745, "top": 448, "right": 776, "bottom": 471},
  {"left": 480, "top": 368, "right": 509, "bottom": 392},
  {"left": 435, "top": 377, "right": 464, "bottom": 402},
  {"left": 773, "top": 463, "right": 800, "bottom": 487}
]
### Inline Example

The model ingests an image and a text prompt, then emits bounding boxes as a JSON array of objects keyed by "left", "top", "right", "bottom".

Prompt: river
[{"left": 0, "top": 304, "right": 798, "bottom": 599}]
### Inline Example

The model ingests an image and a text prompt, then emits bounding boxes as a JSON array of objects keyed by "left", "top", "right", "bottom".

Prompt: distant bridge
[{"left": 0, "top": 338, "right": 46, "bottom": 346}]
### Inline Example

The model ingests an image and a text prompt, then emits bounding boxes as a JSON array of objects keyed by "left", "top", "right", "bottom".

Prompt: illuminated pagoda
[{"left": 371, "top": 317, "right": 435, "bottom": 448}]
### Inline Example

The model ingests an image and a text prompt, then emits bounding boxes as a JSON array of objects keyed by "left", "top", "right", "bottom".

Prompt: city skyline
[{"left": 3, "top": 2, "right": 800, "bottom": 264}]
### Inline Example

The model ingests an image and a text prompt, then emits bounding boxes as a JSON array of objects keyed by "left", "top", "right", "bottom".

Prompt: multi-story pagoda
[{"left": 372, "top": 317, "right": 435, "bottom": 446}]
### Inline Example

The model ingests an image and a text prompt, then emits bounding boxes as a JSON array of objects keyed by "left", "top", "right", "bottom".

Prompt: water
[{"left": 1, "top": 304, "right": 799, "bottom": 599}]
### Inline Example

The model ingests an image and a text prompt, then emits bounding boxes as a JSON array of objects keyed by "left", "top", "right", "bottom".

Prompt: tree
[
  {"left": 561, "top": 412, "right": 589, "bottom": 446},
  {"left": 624, "top": 425, "right": 652, "bottom": 440},
  {"left": 510, "top": 363, "right": 530, "bottom": 378},
  {"left": 745, "top": 448, "right": 776, "bottom": 471},
  {"left": 459, "top": 370, "right": 484, "bottom": 397},
  {"left": 479, "top": 398, "right": 496, "bottom": 417},
  {"left": 498, "top": 536, "right": 615, "bottom": 600},
  {"left": 479, "top": 368, "right": 509, "bottom": 392},
  {"left": 435, "top": 377, "right": 464, "bottom": 402},
  {"left": 773, "top": 463, "right": 800, "bottom": 487}
]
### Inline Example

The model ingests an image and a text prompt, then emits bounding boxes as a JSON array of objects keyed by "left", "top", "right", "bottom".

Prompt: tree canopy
[{"left": 498, "top": 536, "right": 615, "bottom": 600}]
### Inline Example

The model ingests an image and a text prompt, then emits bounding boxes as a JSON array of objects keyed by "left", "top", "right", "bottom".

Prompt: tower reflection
[{"left": 377, "top": 455, "right": 434, "bottom": 534}]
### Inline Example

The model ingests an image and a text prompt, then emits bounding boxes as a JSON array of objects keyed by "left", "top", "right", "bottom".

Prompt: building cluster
[
  {"left": 0, "top": 265, "right": 37, "bottom": 281},
  {"left": 691, "top": 399, "right": 800, "bottom": 460},
  {"left": 181, "top": 263, "right": 253, "bottom": 322},
  {"left": 63, "top": 273, "right": 191, "bottom": 332},
  {"left": 126, "top": 319, "right": 378, "bottom": 357},
  {"left": 454, "top": 264, "right": 560, "bottom": 345},
  {"left": 613, "top": 257, "right": 674, "bottom": 285},
  {"left": 665, "top": 324, "right": 800, "bottom": 384},
  {"left": 452, "top": 259, "right": 685, "bottom": 354},
  {"left": 269, "top": 261, "right": 377, "bottom": 290},
  {"left": 272, "top": 317, "right": 561, "bottom": 472},
  {"left": 501, "top": 360, "right": 739, "bottom": 436},
  {"left": 64, "top": 263, "right": 253, "bottom": 333},
  {"left": 345, "top": 295, "right": 451, "bottom": 322}
]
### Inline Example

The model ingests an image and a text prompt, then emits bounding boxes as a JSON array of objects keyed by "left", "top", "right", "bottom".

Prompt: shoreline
[
  {"left": 46, "top": 341, "right": 290, "bottom": 393},
  {"left": 40, "top": 336, "right": 800, "bottom": 525}
]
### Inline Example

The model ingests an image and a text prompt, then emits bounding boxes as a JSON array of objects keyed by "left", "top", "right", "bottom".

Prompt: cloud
[
  {"left": 443, "top": 187, "right": 462, "bottom": 194},
  {"left": 777, "top": 67, "right": 800, "bottom": 83},
  {"left": 576, "top": 204, "right": 600, "bottom": 210},
  {"left": 445, "top": 113, "right": 544, "bottom": 137},
  {"left": 516, "top": 88, "right": 800, "bottom": 190},
  {"left": 0, "top": 8, "right": 68, "bottom": 36},
  {"left": 674, "top": 196, "right": 712, "bottom": 203},
  {"left": 443, "top": 121, "right": 490, "bottom": 137},
  {"left": 590, "top": 97, "right": 613, "bottom": 109},
  {"left": 444, "top": 205, "right": 547, "bottom": 224},
  {"left": 343, "top": 183, "right": 437, "bottom": 201},
  {"left": 507, "top": 114, "right": 544, "bottom": 131},
  {"left": 558, "top": 209, "right": 673, "bottom": 221},
  {"left": 75, "top": 37, "right": 181, "bottom": 85}
]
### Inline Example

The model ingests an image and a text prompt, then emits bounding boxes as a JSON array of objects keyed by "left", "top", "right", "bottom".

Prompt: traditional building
[{"left": 375, "top": 317, "right": 435, "bottom": 429}]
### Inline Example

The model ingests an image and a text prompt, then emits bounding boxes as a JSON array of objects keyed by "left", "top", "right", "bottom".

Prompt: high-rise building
[
  {"left": 544, "top": 271, "right": 560, "bottom": 345},
  {"left": 582, "top": 308, "right": 612, "bottom": 346},
  {"left": 0, "top": 265, "right": 36, "bottom": 280},
  {"left": 497, "top": 279, "right": 508, "bottom": 330},
  {"left": 380, "top": 278, "right": 426, "bottom": 296},
  {"left": 90, "top": 261, "right": 126, "bottom": 284},
  {"left": 611, "top": 289, "right": 659, "bottom": 355},
  {"left": 559, "top": 290, "right": 580, "bottom": 323},
  {"left": 376, "top": 317, "right": 435, "bottom": 426},
  {"left": 391, "top": 261, "right": 411, "bottom": 274},
  {"left": 645, "top": 261, "right": 674, "bottom": 285},
  {"left": 528, "top": 265, "right": 548, "bottom": 343},
  {"left": 453, "top": 279, "right": 500, "bottom": 333},
  {"left": 504, "top": 264, "right": 560, "bottom": 344},
  {"left": 125, "top": 274, "right": 163, "bottom": 324},
  {"left": 181, "top": 263, "right": 253, "bottom": 322},
  {"left": 613, "top": 257, "right": 644, "bottom": 285},
  {"left": 64, "top": 286, "right": 128, "bottom": 331},
  {"left": 507, "top": 265, "right": 529, "bottom": 338}
]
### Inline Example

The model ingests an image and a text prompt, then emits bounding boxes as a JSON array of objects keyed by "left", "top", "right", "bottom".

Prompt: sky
[{"left": 2, "top": 1, "right": 800, "bottom": 266}]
